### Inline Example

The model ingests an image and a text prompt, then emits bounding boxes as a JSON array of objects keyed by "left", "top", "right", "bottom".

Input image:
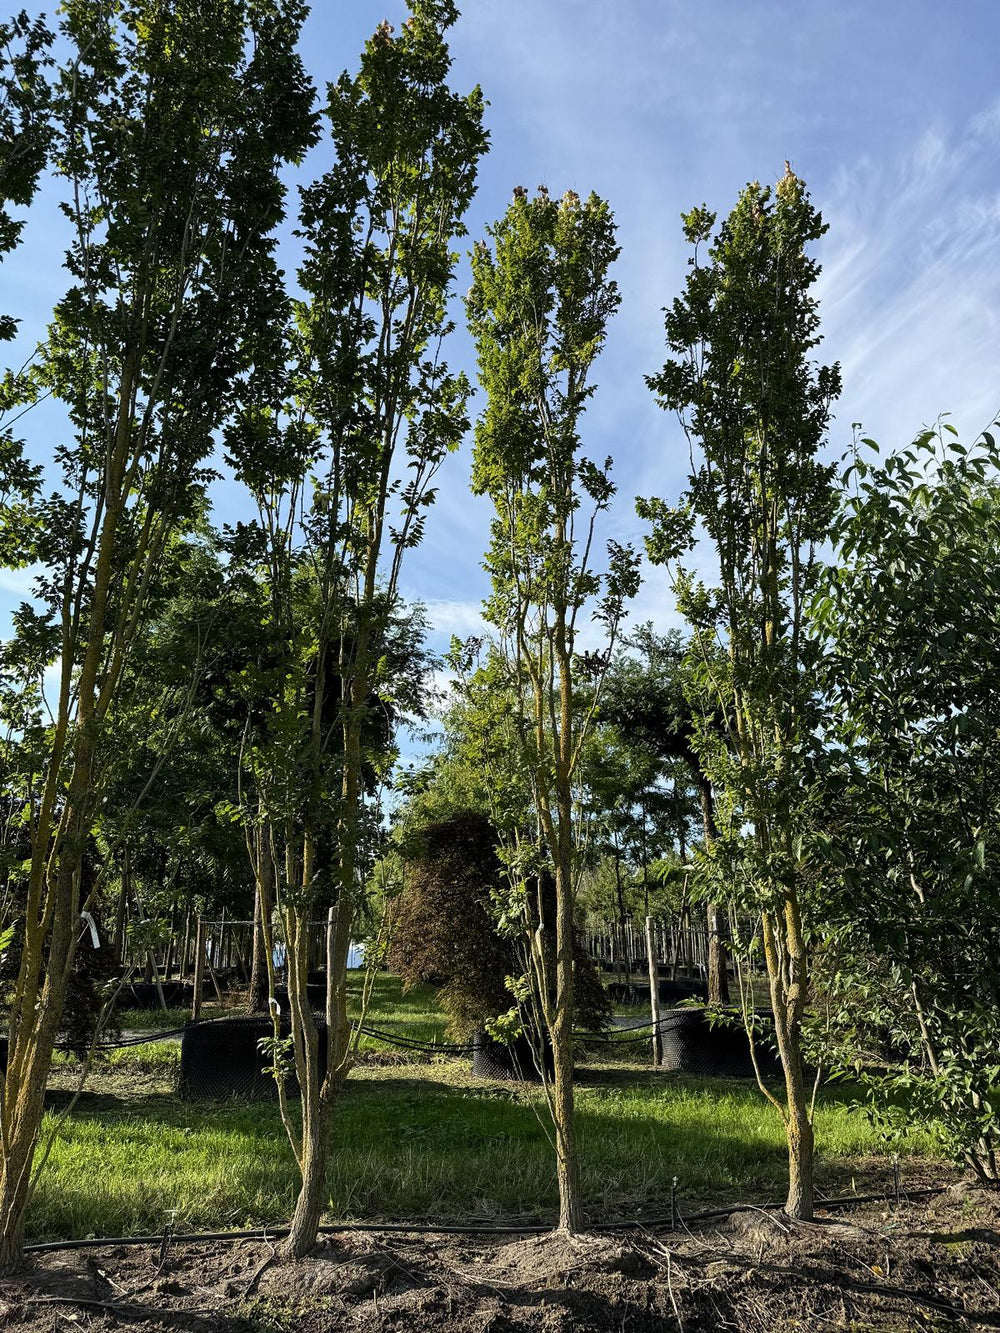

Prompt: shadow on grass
[
  {"left": 29, "top": 1064, "right": 928, "bottom": 1243},
  {"left": 43, "top": 1086, "right": 182, "bottom": 1114}
]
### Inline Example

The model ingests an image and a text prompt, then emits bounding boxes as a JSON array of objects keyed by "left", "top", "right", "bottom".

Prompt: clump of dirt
[{"left": 3, "top": 1187, "right": 999, "bottom": 1331}]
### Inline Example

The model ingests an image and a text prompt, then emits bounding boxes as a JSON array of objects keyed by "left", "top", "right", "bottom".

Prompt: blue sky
[{"left": 4, "top": 0, "right": 1000, "bottom": 658}]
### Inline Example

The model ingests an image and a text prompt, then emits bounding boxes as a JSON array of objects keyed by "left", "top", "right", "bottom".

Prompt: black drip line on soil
[{"left": 21, "top": 1185, "right": 949, "bottom": 1254}]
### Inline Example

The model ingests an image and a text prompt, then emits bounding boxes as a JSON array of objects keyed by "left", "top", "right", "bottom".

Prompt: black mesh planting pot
[
  {"left": 606, "top": 982, "right": 633, "bottom": 1004},
  {"left": 120, "top": 981, "right": 197, "bottom": 1010},
  {"left": 472, "top": 1030, "right": 555, "bottom": 1082},
  {"left": 657, "top": 977, "right": 708, "bottom": 1004},
  {"left": 179, "top": 1016, "right": 328, "bottom": 1101},
  {"left": 269, "top": 982, "right": 328, "bottom": 1013},
  {"left": 659, "top": 1007, "right": 782, "bottom": 1079}
]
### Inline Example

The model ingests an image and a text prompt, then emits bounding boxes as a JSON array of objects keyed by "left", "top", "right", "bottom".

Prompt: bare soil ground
[{"left": 3, "top": 1184, "right": 999, "bottom": 1332}]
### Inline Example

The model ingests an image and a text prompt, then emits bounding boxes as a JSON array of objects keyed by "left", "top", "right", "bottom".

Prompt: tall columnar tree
[
  {"left": 0, "top": 0, "right": 315, "bottom": 1269},
  {"left": 228, "top": 1, "right": 487, "bottom": 1258},
  {"left": 466, "top": 186, "right": 639, "bottom": 1234},
  {"left": 638, "top": 168, "right": 840, "bottom": 1219}
]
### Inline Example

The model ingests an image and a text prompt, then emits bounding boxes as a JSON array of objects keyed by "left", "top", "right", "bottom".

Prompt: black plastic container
[
  {"left": 659, "top": 1007, "right": 782, "bottom": 1079},
  {"left": 179, "top": 1016, "right": 328, "bottom": 1100},
  {"left": 268, "top": 981, "right": 327, "bottom": 1013},
  {"left": 471, "top": 1029, "right": 555, "bottom": 1082}
]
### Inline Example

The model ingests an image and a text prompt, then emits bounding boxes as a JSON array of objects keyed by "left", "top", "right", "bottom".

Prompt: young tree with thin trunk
[
  {"left": 229, "top": 1, "right": 487, "bottom": 1258},
  {"left": 466, "top": 186, "right": 639, "bottom": 1235},
  {"left": 638, "top": 167, "right": 840, "bottom": 1219},
  {"left": 0, "top": 0, "right": 314, "bottom": 1269}
]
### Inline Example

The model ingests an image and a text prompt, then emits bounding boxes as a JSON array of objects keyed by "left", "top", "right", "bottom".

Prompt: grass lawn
[
  {"left": 29, "top": 971, "right": 946, "bottom": 1244},
  {"left": 347, "top": 970, "right": 451, "bottom": 1049}
]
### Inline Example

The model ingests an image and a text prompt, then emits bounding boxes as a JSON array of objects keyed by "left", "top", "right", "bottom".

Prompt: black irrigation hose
[
  {"left": 53, "top": 1016, "right": 237, "bottom": 1053},
  {"left": 576, "top": 1021, "right": 692, "bottom": 1048},
  {"left": 356, "top": 1024, "right": 476, "bottom": 1055},
  {"left": 46, "top": 1011, "right": 676, "bottom": 1057},
  {"left": 575, "top": 1014, "right": 707, "bottom": 1040},
  {"left": 21, "top": 1185, "right": 949, "bottom": 1255},
  {"left": 50, "top": 1019, "right": 473, "bottom": 1057},
  {"left": 578, "top": 1031, "right": 662, "bottom": 1048}
]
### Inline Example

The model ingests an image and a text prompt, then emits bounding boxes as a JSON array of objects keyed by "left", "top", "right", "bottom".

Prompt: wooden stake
[
  {"left": 646, "top": 915, "right": 663, "bottom": 1066},
  {"left": 191, "top": 916, "right": 205, "bottom": 1021},
  {"left": 325, "top": 905, "right": 337, "bottom": 1034},
  {"left": 180, "top": 912, "right": 191, "bottom": 981}
]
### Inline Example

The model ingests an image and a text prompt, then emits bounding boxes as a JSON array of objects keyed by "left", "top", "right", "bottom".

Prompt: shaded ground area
[
  {"left": 4, "top": 1185, "right": 1000, "bottom": 1331},
  {"left": 35, "top": 1056, "right": 944, "bottom": 1244}
]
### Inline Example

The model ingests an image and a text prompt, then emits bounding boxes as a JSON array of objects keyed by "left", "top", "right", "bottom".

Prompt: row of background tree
[{"left": 1, "top": 0, "right": 999, "bottom": 1268}]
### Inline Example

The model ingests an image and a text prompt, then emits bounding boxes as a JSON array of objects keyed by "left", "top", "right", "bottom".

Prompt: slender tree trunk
[
  {"left": 283, "top": 859, "right": 332, "bottom": 1259},
  {"left": 148, "top": 951, "right": 167, "bottom": 1010},
  {"left": 706, "top": 901, "right": 729, "bottom": 1005},
  {"left": 762, "top": 897, "right": 814, "bottom": 1219},
  {"left": 613, "top": 837, "right": 629, "bottom": 985},
  {"left": 549, "top": 612, "right": 583, "bottom": 1236},
  {"left": 191, "top": 916, "right": 205, "bottom": 1021},
  {"left": 180, "top": 911, "right": 191, "bottom": 982},
  {"left": 783, "top": 1076, "right": 814, "bottom": 1218},
  {"left": 164, "top": 912, "right": 176, "bottom": 981},
  {"left": 325, "top": 905, "right": 338, "bottom": 1035},
  {"left": 112, "top": 864, "right": 129, "bottom": 966},
  {"left": 285, "top": 1091, "right": 331, "bottom": 1255},
  {"left": 204, "top": 936, "right": 224, "bottom": 1005},
  {"left": 552, "top": 854, "right": 581, "bottom": 1233},
  {"left": 0, "top": 855, "right": 79, "bottom": 1271},
  {"left": 0, "top": 1008, "right": 67, "bottom": 1269},
  {"left": 282, "top": 669, "right": 367, "bottom": 1260}
]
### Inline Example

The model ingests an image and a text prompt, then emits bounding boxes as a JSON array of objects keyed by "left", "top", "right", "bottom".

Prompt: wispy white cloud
[
  {"left": 818, "top": 102, "right": 1000, "bottom": 451},
  {"left": 0, "top": 565, "right": 41, "bottom": 600},
  {"left": 420, "top": 598, "right": 488, "bottom": 641},
  {"left": 5, "top": 0, "right": 1000, "bottom": 661}
]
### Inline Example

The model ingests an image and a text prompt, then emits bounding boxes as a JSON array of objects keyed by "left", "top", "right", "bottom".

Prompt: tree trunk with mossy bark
[
  {"left": 231, "top": 2, "right": 486, "bottom": 1259},
  {"left": 466, "top": 186, "right": 638, "bottom": 1238},
  {"left": 0, "top": 0, "right": 314, "bottom": 1271},
  {"left": 640, "top": 167, "right": 840, "bottom": 1221}
]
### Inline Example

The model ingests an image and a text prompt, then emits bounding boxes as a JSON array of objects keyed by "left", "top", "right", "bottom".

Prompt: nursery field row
[{"left": 30, "top": 973, "right": 947, "bottom": 1245}]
